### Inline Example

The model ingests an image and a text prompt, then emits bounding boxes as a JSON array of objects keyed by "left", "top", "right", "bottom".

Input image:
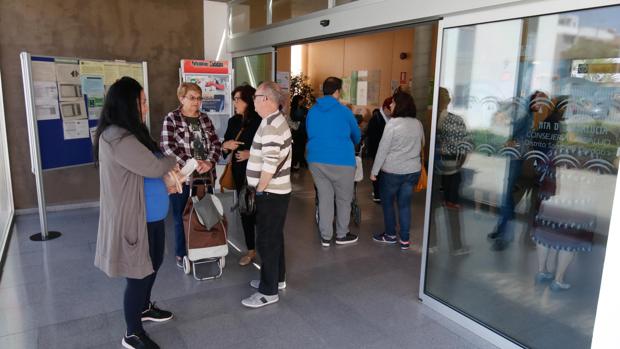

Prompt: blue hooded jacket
[{"left": 306, "top": 96, "right": 361, "bottom": 167}]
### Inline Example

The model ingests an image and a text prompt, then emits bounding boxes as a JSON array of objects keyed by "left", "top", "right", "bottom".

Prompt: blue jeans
[
  {"left": 379, "top": 171, "right": 420, "bottom": 242},
  {"left": 169, "top": 184, "right": 190, "bottom": 258}
]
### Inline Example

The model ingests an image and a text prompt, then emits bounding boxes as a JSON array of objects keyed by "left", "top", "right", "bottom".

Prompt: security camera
[{"left": 320, "top": 19, "right": 330, "bottom": 27}]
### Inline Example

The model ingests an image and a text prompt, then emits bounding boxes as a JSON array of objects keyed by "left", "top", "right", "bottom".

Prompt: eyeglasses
[
  {"left": 233, "top": 96, "right": 242, "bottom": 101},
  {"left": 253, "top": 94, "right": 267, "bottom": 101},
  {"left": 184, "top": 95, "right": 202, "bottom": 102}
]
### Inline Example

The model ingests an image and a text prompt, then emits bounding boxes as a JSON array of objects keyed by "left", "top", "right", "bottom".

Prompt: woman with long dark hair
[
  {"left": 370, "top": 91, "right": 424, "bottom": 250},
  {"left": 94, "top": 77, "right": 178, "bottom": 349},
  {"left": 222, "top": 85, "right": 262, "bottom": 266}
]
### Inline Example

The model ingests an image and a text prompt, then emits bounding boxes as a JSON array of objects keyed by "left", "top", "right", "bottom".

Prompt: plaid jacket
[{"left": 160, "top": 108, "right": 222, "bottom": 181}]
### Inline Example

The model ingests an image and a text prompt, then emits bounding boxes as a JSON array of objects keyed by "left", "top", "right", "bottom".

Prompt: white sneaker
[
  {"left": 250, "top": 279, "right": 286, "bottom": 290},
  {"left": 242, "top": 292, "right": 279, "bottom": 308}
]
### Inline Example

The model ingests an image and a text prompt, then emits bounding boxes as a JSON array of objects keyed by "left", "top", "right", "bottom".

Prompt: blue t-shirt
[{"left": 144, "top": 177, "right": 169, "bottom": 222}]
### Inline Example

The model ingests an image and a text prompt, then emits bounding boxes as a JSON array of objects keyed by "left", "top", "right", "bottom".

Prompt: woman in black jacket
[
  {"left": 222, "top": 85, "right": 262, "bottom": 266},
  {"left": 366, "top": 97, "right": 392, "bottom": 202}
]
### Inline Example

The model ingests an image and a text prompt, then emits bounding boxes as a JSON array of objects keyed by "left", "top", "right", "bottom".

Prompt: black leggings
[{"left": 124, "top": 220, "right": 165, "bottom": 335}]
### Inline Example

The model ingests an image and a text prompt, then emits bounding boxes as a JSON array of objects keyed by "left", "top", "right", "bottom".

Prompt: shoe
[
  {"left": 444, "top": 201, "right": 461, "bottom": 209},
  {"left": 250, "top": 279, "right": 287, "bottom": 290},
  {"left": 241, "top": 292, "right": 279, "bottom": 308},
  {"left": 122, "top": 331, "right": 160, "bottom": 349},
  {"left": 487, "top": 231, "right": 501, "bottom": 240},
  {"left": 372, "top": 233, "right": 397, "bottom": 244},
  {"left": 550, "top": 280, "right": 571, "bottom": 291},
  {"left": 535, "top": 271, "right": 554, "bottom": 283},
  {"left": 372, "top": 194, "right": 381, "bottom": 203},
  {"left": 400, "top": 241, "right": 410, "bottom": 250},
  {"left": 335, "top": 233, "right": 358, "bottom": 245},
  {"left": 321, "top": 238, "right": 331, "bottom": 247},
  {"left": 491, "top": 239, "right": 510, "bottom": 251},
  {"left": 239, "top": 250, "right": 256, "bottom": 266},
  {"left": 450, "top": 247, "right": 471, "bottom": 256},
  {"left": 141, "top": 302, "right": 173, "bottom": 322},
  {"left": 176, "top": 257, "right": 183, "bottom": 269}
]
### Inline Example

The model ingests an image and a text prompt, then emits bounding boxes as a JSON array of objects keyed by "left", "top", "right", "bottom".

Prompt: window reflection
[
  {"left": 426, "top": 6, "right": 620, "bottom": 348},
  {"left": 232, "top": 53, "right": 273, "bottom": 88}
]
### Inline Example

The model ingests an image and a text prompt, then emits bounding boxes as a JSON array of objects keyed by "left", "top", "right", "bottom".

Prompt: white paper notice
[
  {"left": 33, "top": 81, "right": 60, "bottom": 120},
  {"left": 357, "top": 81, "right": 368, "bottom": 106},
  {"left": 59, "top": 98, "right": 87, "bottom": 120},
  {"left": 31, "top": 61, "right": 57, "bottom": 82},
  {"left": 56, "top": 61, "right": 82, "bottom": 101},
  {"left": 63, "top": 119, "right": 89, "bottom": 140},
  {"left": 89, "top": 127, "right": 98, "bottom": 144}
]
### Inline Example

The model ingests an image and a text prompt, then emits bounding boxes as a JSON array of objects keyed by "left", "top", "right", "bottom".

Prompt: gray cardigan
[
  {"left": 94, "top": 125, "right": 176, "bottom": 279},
  {"left": 371, "top": 117, "right": 424, "bottom": 176}
]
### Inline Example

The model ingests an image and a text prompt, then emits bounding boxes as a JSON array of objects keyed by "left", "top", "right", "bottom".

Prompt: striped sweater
[{"left": 246, "top": 110, "right": 292, "bottom": 194}]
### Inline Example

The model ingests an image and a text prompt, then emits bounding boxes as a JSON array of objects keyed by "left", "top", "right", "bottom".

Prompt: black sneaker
[
  {"left": 141, "top": 302, "right": 173, "bottom": 322},
  {"left": 336, "top": 233, "right": 358, "bottom": 245},
  {"left": 122, "top": 331, "right": 160, "bottom": 349},
  {"left": 321, "top": 238, "right": 331, "bottom": 247}
]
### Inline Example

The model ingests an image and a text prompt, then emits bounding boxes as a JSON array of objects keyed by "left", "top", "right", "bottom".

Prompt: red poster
[{"left": 181, "top": 59, "right": 229, "bottom": 74}]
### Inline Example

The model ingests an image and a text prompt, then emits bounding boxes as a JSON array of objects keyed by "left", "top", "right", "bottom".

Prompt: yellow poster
[{"left": 79, "top": 60, "right": 104, "bottom": 76}]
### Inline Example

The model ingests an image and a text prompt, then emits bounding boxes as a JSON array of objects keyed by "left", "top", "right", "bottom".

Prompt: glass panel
[
  {"left": 233, "top": 53, "right": 273, "bottom": 88},
  {"left": 0, "top": 73, "right": 11, "bottom": 248},
  {"left": 230, "top": 0, "right": 267, "bottom": 35},
  {"left": 272, "top": 0, "right": 328, "bottom": 24},
  {"left": 426, "top": 5, "right": 620, "bottom": 348}
]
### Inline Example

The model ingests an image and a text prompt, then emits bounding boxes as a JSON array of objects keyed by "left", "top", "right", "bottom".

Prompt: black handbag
[{"left": 238, "top": 151, "right": 290, "bottom": 215}]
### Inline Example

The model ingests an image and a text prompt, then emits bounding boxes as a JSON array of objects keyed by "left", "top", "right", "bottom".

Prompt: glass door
[{"left": 421, "top": 2, "right": 620, "bottom": 348}]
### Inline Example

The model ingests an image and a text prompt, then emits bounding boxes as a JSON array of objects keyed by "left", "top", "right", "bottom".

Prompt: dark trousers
[
  {"left": 170, "top": 184, "right": 190, "bottom": 258},
  {"left": 441, "top": 172, "right": 462, "bottom": 204},
  {"left": 124, "top": 220, "right": 165, "bottom": 335},
  {"left": 233, "top": 164, "right": 256, "bottom": 250},
  {"left": 255, "top": 192, "right": 290, "bottom": 296}
]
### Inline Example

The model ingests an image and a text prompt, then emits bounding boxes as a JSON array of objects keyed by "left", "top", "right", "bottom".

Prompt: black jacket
[{"left": 366, "top": 109, "right": 387, "bottom": 158}]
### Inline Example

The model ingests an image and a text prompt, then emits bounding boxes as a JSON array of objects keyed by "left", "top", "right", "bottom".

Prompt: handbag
[
  {"left": 415, "top": 153, "right": 428, "bottom": 192},
  {"left": 238, "top": 150, "right": 290, "bottom": 215},
  {"left": 219, "top": 128, "right": 244, "bottom": 192}
]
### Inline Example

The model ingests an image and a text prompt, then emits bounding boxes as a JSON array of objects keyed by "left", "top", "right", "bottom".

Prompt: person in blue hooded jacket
[{"left": 306, "top": 77, "right": 361, "bottom": 247}]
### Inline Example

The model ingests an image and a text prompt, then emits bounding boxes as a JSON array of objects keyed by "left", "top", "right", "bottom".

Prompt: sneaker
[
  {"left": 450, "top": 247, "right": 471, "bottom": 256},
  {"left": 141, "top": 302, "right": 173, "bottom": 322},
  {"left": 550, "top": 280, "right": 571, "bottom": 291},
  {"left": 535, "top": 271, "right": 554, "bottom": 283},
  {"left": 335, "top": 233, "right": 358, "bottom": 245},
  {"left": 122, "top": 331, "right": 160, "bottom": 349},
  {"left": 250, "top": 279, "right": 287, "bottom": 290},
  {"left": 400, "top": 241, "right": 410, "bottom": 250},
  {"left": 321, "top": 238, "right": 331, "bottom": 247},
  {"left": 372, "top": 233, "right": 397, "bottom": 244},
  {"left": 241, "top": 292, "right": 279, "bottom": 308},
  {"left": 176, "top": 258, "right": 183, "bottom": 269}
]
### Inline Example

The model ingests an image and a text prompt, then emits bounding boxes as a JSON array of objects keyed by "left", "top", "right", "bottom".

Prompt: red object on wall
[
  {"left": 182, "top": 59, "right": 229, "bottom": 74},
  {"left": 400, "top": 72, "right": 407, "bottom": 84}
]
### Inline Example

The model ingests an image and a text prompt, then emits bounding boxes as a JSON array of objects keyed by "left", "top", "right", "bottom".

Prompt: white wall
[{"left": 0, "top": 70, "right": 15, "bottom": 260}]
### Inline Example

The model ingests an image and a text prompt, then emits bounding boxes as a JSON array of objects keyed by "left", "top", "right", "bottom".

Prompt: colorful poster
[
  {"left": 81, "top": 76, "right": 105, "bottom": 120},
  {"left": 276, "top": 71, "right": 290, "bottom": 93},
  {"left": 185, "top": 74, "right": 231, "bottom": 116}
]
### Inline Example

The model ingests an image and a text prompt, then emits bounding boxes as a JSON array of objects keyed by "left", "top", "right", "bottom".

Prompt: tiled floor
[{"left": 0, "top": 168, "right": 496, "bottom": 349}]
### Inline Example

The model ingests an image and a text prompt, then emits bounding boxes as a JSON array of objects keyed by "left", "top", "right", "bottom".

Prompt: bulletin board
[{"left": 23, "top": 54, "right": 148, "bottom": 170}]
